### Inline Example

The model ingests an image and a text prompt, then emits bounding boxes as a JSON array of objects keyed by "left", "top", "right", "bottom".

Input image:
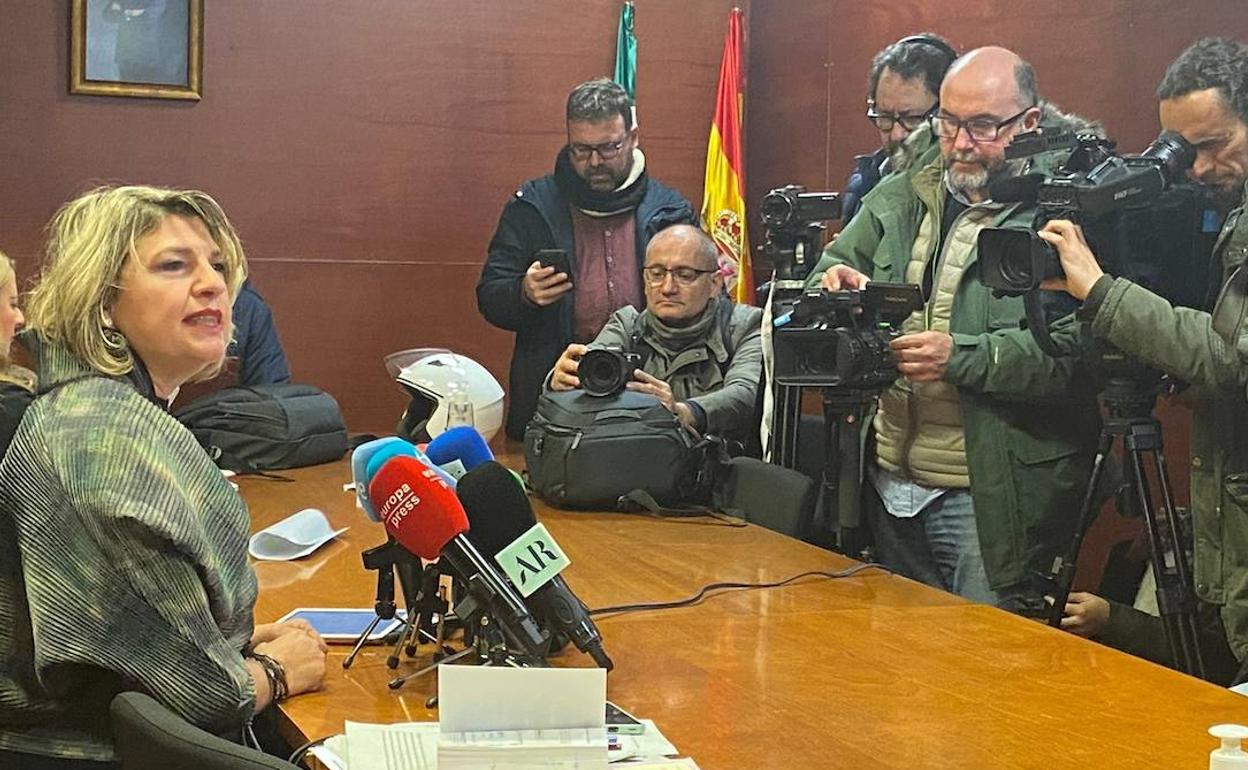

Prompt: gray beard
[{"left": 947, "top": 157, "right": 1025, "bottom": 201}]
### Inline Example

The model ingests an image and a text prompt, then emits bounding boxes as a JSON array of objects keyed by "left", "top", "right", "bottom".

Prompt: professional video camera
[
  {"left": 773, "top": 282, "right": 923, "bottom": 389},
  {"left": 579, "top": 348, "right": 642, "bottom": 397},
  {"left": 758, "top": 185, "right": 843, "bottom": 297},
  {"left": 978, "top": 129, "right": 1213, "bottom": 322}
]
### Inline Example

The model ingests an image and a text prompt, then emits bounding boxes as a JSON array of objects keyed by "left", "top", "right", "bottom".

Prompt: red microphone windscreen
[{"left": 369, "top": 454, "right": 468, "bottom": 560}]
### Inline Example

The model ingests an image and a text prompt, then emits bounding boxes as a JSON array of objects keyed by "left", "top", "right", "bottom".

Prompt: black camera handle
[{"left": 1023, "top": 291, "right": 1063, "bottom": 357}]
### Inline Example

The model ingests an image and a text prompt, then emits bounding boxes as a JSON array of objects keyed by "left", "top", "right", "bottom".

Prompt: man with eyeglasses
[
  {"left": 478, "top": 78, "right": 696, "bottom": 441},
  {"left": 842, "top": 34, "right": 957, "bottom": 223},
  {"left": 802, "top": 47, "right": 1102, "bottom": 613},
  {"left": 1038, "top": 38, "right": 1248, "bottom": 684},
  {"left": 549, "top": 225, "right": 762, "bottom": 441}
]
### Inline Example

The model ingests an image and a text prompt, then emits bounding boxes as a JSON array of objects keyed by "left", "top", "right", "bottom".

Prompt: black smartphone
[
  {"left": 535, "top": 248, "right": 570, "bottom": 276},
  {"left": 606, "top": 700, "right": 645, "bottom": 735}
]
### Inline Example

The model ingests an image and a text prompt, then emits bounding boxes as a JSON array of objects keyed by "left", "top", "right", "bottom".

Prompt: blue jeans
[{"left": 868, "top": 486, "right": 1029, "bottom": 612}]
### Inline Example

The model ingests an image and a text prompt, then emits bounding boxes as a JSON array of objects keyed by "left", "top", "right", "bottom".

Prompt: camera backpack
[
  {"left": 524, "top": 389, "right": 708, "bottom": 509},
  {"left": 175, "top": 383, "right": 349, "bottom": 473}
]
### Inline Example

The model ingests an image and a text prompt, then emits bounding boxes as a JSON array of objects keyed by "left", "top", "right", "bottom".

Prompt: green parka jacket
[
  {"left": 805, "top": 140, "right": 1102, "bottom": 591},
  {"left": 1083, "top": 183, "right": 1248, "bottom": 662}
]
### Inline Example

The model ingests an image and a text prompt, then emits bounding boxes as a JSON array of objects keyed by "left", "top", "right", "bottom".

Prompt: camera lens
[
  {"left": 579, "top": 349, "right": 630, "bottom": 397},
  {"left": 1141, "top": 130, "right": 1196, "bottom": 185},
  {"left": 760, "top": 191, "right": 796, "bottom": 230}
]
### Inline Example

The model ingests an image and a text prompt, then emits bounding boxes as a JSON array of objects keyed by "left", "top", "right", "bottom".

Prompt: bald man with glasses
[
  {"left": 804, "top": 47, "right": 1102, "bottom": 614},
  {"left": 550, "top": 225, "right": 763, "bottom": 442},
  {"left": 478, "top": 78, "right": 696, "bottom": 440}
]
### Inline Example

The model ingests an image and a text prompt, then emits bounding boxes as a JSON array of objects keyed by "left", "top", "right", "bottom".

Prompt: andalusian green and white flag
[{"left": 613, "top": 1, "right": 637, "bottom": 125}]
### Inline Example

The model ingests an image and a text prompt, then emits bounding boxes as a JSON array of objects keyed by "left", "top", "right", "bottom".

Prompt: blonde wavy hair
[
  {"left": 0, "top": 250, "right": 35, "bottom": 391},
  {"left": 26, "top": 186, "right": 247, "bottom": 381}
]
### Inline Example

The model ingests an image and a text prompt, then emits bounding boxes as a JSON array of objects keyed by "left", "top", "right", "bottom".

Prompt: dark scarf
[
  {"left": 553, "top": 147, "right": 649, "bottom": 215},
  {"left": 643, "top": 295, "right": 723, "bottom": 354}
]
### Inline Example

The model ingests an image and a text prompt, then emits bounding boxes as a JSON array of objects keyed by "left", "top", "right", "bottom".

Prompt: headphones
[{"left": 895, "top": 34, "right": 959, "bottom": 64}]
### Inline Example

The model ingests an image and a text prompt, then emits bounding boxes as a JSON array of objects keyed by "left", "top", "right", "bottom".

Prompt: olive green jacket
[
  {"left": 1083, "top": 185, "right": 1248, "bottom": 661},
  {"left": 805, "top": 143, "right": 1101, "bottom": 591}
]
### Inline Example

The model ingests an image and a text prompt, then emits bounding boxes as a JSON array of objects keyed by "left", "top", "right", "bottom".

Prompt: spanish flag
[{"left": 701, "top": 8, "right": 752, "bottom": 304}]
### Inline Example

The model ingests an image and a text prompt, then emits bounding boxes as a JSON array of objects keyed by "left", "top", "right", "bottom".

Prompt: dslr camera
[
  {"left": 579, "top": 348, "right": 642, "bottom": 397},
  {"left": 773, "top": 282, "right": 924, "bottom": 389},
  {"left": 978, "top": 129, "right": 1212, "bottom": 308}
]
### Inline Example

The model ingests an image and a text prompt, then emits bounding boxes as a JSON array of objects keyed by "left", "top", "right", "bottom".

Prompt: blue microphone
[
  {"left": 351, "top": 437, "right": 418, "bottom": 521},
  {"left": 352, "top": 437, "right": 457, "bottom": 520},
  {"left": 426, "top": 426, "right": 494, "bottom": 480}
]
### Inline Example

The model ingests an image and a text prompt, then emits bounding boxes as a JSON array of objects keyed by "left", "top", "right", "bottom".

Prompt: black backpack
[
  {"left": 524, "top": 389, "right": 707, "bottom": 510},
  {"left": 175, "top": 383, "right": 348, "bottom": 473}
]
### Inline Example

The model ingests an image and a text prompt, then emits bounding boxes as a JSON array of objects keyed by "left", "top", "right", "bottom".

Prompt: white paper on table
[
  {"left": 344, "top": 720, "right": 439, "bottom": 770},
  {"left": 247, "top": 507, "right": 347, "bottom": 561},
  {"left": 309, "top": 735, "right": 348, "bottom": 770},
  {"left": 438, "top": 665, "right": 606, "bottom": 733},
  {"left": 624, "top": 720, "right": 680, "bottom": 759}
]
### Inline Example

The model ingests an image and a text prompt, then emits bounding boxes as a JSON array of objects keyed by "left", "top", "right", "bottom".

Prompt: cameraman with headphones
[
  {"left": 1041, "top": 38, "right": 1248, "bottom": 684},
  {"left": 841, "top": 34, "right": 958, "bottom": 223}
]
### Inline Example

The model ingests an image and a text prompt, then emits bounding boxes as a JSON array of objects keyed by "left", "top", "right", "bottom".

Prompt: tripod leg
[
  {"left": 1046, "top": 429, "right": 1116, "bottom": 628},
  {"left": 1145, "top": 448, "right": 1206, "bottom": 679},
  {"left": 343, "top": 614, "right": 384, "bottom": 669},
  {"left": 387, "top": 645, "right": 477, "bottom": 690}
]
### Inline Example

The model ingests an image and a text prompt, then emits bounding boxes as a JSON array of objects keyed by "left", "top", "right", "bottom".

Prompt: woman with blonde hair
[
  {"left": 0, "top": 250, "right": 35, "bottom": 450},
  {"left": 0, "top": 186, "right": 326, "bottom": 769}
]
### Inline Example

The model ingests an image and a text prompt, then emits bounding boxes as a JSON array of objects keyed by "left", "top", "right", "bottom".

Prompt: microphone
[
  {"left": 364, "top": 440, "right": 457, "bottom": 489},
  {"left": 456, "top": 461, "right": 613, "bottom": 670},
  {"left": 368, "top": 455, "right": 548, "bottom": 657},
  {"left": 426, "top": 425, "right": 494, "bottom": 480},
  {"left": 351, "top": 437, "right": 418, "bottom": 521}
]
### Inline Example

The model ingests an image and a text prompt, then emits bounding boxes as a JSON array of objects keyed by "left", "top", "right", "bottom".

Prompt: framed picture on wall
[{"left": 70, "top": 0, "right": 203, "bottom": 100}]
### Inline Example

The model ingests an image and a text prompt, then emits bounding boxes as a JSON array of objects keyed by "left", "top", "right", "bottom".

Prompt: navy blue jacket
[
  {"left": 477, "top": 174, "right": 695, "bottom": 440},
  {"left": 230, "top": 280, "right": 291, "bottom": 386}
]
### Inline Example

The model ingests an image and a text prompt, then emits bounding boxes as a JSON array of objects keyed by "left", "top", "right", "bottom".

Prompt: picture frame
[{"left": 70, "top": 0, "right": 203, "bottom": 101}]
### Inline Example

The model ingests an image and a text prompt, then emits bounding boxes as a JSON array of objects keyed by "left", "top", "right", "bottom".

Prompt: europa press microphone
[
  {"left": 456, "top": 461, "right": 614, "bottom": 671},
  {"left": 368, "top": 454, "right": 549, "bottom": 659}
]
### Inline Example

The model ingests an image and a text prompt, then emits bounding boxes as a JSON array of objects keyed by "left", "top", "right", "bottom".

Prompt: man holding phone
[{"left": 477, "top": 78, "right": 696, "bottom": 440}]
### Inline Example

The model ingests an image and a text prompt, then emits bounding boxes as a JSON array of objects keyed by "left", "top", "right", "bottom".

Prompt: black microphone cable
[{"left": 587, "top": 562, "right": 892, "bottom": 619}]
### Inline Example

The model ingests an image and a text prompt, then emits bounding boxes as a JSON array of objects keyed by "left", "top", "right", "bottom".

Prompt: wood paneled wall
[{"left": 0, "top": 0, "right": 743, "bottom": 433}]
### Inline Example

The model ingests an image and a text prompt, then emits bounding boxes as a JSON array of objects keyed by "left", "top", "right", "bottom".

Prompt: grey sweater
[{"left": 0, "top": 341, "right": 257, "bottom": 762}]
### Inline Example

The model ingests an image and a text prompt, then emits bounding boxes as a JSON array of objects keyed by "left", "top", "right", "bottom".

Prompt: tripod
[
  {"left": 1042, "top": 375, "right": 1205, "bottom": 679},
  {"left": 343, "top": 541, "right": 450, "bottom": 670},
  {"left": 769, "top": 378, "right": 878, "bottom": 556}
]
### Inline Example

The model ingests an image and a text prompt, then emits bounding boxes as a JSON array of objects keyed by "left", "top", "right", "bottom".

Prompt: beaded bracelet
[{"left": 249, "top": 651, "right": 289, "bottom": 703}]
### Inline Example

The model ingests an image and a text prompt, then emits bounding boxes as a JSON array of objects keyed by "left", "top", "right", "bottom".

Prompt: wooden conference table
[{"left": 243, "top": 456, "right": 1248, "bottom": 769}]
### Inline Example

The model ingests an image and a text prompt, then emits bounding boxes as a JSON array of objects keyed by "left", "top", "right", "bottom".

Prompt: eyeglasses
[
  {"left": 866, "top": 105, "right": 936, "bottom": 132},
  {"left": 929, "top": 105, "right": 1035, "bottom": 143},
  {"left": 567, "top": 138, "right": 629, "bottom": 161},
  {"left": 642, "top": 265, "right": 718, "bottom": 286}
]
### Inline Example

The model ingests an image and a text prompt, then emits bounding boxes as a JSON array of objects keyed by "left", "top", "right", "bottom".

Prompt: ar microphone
[
  {"left": 456, "top": 461, "right": 613, "bottom": 671},
  {"left": 426, "top": 425, "right": 494, "bottom": 480},
  {"left": 351, "top": 437, "right": 418, "bottom": 521},
  {"left": 368, "top": 455, "right": 548, "bottom": 657}
]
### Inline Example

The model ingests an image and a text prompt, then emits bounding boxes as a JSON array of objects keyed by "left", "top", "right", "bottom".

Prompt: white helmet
[{"left": 392, "top": 350, "right": 505, "bottom": 443}]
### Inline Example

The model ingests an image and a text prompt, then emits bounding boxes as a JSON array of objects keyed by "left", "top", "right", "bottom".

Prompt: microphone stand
[
  {"left": 387, "top": 573, "right": 546, "bottom": 700},
  {"left": 344, "top": 540, "right": 445, "bottom": 670}
]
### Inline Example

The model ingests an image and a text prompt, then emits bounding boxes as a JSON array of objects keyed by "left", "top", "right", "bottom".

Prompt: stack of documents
[
  {"left": 437, "top": 666, "right": 607, "bottom": 769},
  {"left": 438, "top": 727, "right": 604, "bottom": 769}
]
